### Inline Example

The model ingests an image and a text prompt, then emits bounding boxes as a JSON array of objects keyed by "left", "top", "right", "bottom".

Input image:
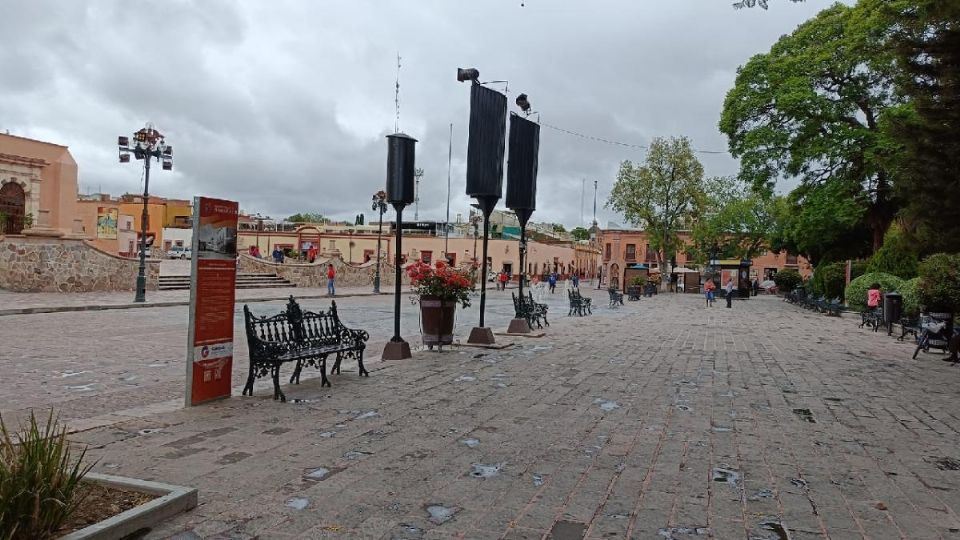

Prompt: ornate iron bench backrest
[
  {"left": 298, "top": 301, "right": 348, "bottom": 346},
  {"left": 243, "top": 305, "right": 294, "bottom": 346}
]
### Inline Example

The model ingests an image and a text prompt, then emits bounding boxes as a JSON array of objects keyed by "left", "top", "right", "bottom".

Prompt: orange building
[
  {"left": 599, "top": 227, "right": 811, "bottom": 289},
  {"left": 0, "top": 133, "right": 78, "bottom": 235}
]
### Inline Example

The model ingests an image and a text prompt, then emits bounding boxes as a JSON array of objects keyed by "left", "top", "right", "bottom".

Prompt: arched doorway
[{"left": 0, "top": 182, "right": 26, "bottom": 235}]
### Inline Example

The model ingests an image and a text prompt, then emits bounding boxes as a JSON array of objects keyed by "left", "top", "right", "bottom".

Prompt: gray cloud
[{"left": 0, "top": 0, "right": 834, "bottom": 227}]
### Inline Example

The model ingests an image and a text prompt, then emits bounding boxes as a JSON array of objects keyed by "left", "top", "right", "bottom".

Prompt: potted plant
[{"left": 407, "top": 260, "right": 473, "bottom": 350}]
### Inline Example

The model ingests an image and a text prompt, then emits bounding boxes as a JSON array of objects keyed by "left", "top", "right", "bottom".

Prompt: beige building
[
  {"left": 0, "top": 133, "right": 79, "bottom": 235},
  {"left": 237, "top": 222, "right": 599, "bottom": 279}
]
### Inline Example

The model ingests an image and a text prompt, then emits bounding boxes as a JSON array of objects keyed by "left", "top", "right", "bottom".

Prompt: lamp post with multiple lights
[
  {"left": 117, "top": 124, "right": 172, "bottom": 303},
  {"left": 371, "top": 190, "right": 388, "bottom": 294}
]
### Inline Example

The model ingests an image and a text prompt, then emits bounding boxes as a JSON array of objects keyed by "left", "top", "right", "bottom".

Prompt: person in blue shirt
[{"left": 548, "top": 273, "right": 558, "bottom": 294}]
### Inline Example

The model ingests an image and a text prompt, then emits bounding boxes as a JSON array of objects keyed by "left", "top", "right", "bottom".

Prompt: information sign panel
[{"left": 186, "top": 196, "right": 239, "bottom": 406}]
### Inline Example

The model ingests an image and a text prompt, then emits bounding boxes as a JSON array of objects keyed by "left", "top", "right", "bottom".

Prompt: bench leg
[
  {"left": 358, "top": 350, "right": 369, "bottom": 377},
  {"left": 331, "top": 352, "right": 342, "bottom": 375},
  {"left": 272, "top": 365, "right": 286, "bottom": 402},
  {"left": 320, "top": 356, "right": 331, "bottom": 387},
  {"left": 242, "top": 361, "right": 256, "bottom": 397},
  {"left": 290, "top": 360, "right": 303, "bottom": 384}
]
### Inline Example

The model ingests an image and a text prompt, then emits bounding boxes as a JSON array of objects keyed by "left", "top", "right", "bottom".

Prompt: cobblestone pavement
[
  {"left": 0, "top": 285, "right": 387, "bottom": 314},
  {"left": 4, "top": 292, "right": 960, "bottom": 539}
]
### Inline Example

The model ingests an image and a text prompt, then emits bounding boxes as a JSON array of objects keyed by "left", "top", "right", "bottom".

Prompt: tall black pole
[
  {"left": 478, "top": 213, "right": 491, "bottom": 328},
  {"left": 518, "top": 225, "right": 526, "bottom": 303},
  {"left": 391, "top": 206, "right": 404, "bottom": 341},
  {"left": 134, "top": 156, "right": 151, "bottom": 303}
]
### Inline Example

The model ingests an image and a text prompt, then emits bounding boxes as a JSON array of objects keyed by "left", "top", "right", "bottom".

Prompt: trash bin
[{"left": 883, "top": 292, "right": 903, "bottom": 335}]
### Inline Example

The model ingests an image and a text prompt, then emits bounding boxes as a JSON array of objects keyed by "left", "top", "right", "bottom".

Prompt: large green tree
[
  {"left": 767, "top": 180, "right": 873, "bottom": 265},
  {"left": 287, "top": 213, "right": 328, "bottom": 224},
  {"left": 719, "top": 0, "right": 904, "bottom": 253},
  {"left": 887, "top": 0, "right": 960, "bottom": 253},
  {"left": 607, "top": 136, "right": 706, "bottom": 268},
  {"left": 571, "top": 227, "right": 591, "bottom": 241},
  {"left": 691, "top": 177, "right": 778, "bottom": 262}
]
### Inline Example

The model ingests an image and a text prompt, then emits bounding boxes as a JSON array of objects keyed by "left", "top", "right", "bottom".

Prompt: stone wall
[
  {"left": 238, "top": 253, "right": 408, "bottom": 288},
  {"left": 0, "top": 234, "right": 160, "bottom": 292}
]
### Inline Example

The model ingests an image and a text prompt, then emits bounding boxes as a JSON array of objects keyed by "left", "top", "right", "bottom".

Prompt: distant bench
[{"left": 243, "top": 296, "right": 369, "bottom": 402}]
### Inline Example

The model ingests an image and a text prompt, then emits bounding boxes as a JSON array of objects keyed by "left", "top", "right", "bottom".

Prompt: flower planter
[
  {"left": 59, "top": 473, "right": 197, "bottom": 540},
  {"left": 420, "top": 296, "right": 456, "bottom": 349}
]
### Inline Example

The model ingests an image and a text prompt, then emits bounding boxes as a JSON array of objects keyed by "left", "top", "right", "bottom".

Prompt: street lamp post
[
  {"left": 381, "top": 132, "right": 417, "bottom": 361},
  {"left": 372, "top": 190, "right": 387, "bottom": 293},
  {"left": 505, "top": 110, "right": 540, "bottom": 334},
  {"left": 117, "top": 124, "right": 172, "bottom": 303},
  {"left": 459, "top": 67, "right": 508, "bottom": 345}
]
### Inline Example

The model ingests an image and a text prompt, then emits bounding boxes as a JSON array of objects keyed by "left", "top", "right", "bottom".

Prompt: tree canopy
[
  {"left": 887, "top": 0, "right": 960, "bottom": 253},
  {"left": 719, "top": 0, "right": 904, "bottom": 252},
  {"left": 691, "top": 177, "right": 777, "bottom": 262},
  {"left": 287, "top": 213, "right": 328, "bottom": 224},
  {"left": 571, "top": 227, "right": 591, "bottom": 241},
  {"left": 607, "top": 136, "right": 705, "bottom": 267}
]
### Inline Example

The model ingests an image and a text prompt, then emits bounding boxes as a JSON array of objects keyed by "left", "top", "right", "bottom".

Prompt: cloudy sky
[{"left": 1, "top": 0, "right": 836, "bottom": 228}]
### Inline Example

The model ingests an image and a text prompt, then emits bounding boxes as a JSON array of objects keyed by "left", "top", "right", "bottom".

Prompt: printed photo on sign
[{"left": 196, "top": 201, "right": 238, "bottom": 259}]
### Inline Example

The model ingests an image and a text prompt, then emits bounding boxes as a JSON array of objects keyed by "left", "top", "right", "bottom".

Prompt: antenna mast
[{"left": 394, "top": 53, "right": 401, "bottom": 133}]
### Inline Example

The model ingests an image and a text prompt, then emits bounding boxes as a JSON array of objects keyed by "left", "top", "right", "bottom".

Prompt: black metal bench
[
  {"left": 512, "top": 292, "right": 549, "bottom": 329},
  {"left": 823, "top": 297, "right": 842, "bottom": 316},
  {"left": 242, "top": 296, "right": 370, "bottom": 402},
  {"left": 859, "top": 308, "right": 882, "bottom": 331},
  {"left": 607, "top": 288, "right": 624, "bottom": 308},
  {"left": 567, "top": 288, "right": 593, "bottom": 316},
  {"left": 898, "top": 316, "right": 921, "bottom": 342},
  {"left": 626, "top": 285, "right": 642, "bottom": 301}
]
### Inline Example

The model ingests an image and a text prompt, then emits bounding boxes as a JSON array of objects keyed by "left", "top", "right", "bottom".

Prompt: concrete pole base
[
  {"left": 381, "top": 340, "right": 412, "bottom": 360},
  {"left": 467, "top": 327, "right": 496, "bottom": 345},
  {"left": 507, "top": 318, "right": 531, "bottom": 334}
]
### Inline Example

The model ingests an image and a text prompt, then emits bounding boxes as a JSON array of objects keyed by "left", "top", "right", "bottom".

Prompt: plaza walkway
[{"left": 1, "top": 292, "right": 958, "bottom": 538}]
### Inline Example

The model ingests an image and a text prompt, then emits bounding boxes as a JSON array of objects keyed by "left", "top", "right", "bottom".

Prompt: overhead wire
[{"left": 539, "top": 122, "right": 729, "bottom": 155}]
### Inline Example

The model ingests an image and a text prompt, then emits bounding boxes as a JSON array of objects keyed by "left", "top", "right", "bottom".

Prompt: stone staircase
[{"left": 158, "top": 273, "right": 296, "bottom": 291}]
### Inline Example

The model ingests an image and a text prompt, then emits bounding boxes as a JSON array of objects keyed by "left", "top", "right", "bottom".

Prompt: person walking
[
  {"left": 548, "top": 272, "right": 557, "bottom": 294},
  {"left": 326, "top": 264, "right": 336, "bottom": 296},
  {"left": 498, "top": 271, "right": 508, "bottom": 291},
  {"left": 572, "top": 273, "right": 580, "bottom": 289},
  {"left": 725, "top": 278, "right": 735, "bottom": 308},
  {"left": 308, "top": 245, "right": 318, "bottom": 264},
  {"left": 704, "top": 278, "right": 715, "bottom": 307}
]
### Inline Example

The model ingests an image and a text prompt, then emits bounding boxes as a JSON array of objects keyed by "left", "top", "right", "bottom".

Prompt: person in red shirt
[
  {"left": 498, "top": 271, "right": 508, "bottom": 291},
  {"left": 327, "top": 264, "right": 336, "bottom": 296}
]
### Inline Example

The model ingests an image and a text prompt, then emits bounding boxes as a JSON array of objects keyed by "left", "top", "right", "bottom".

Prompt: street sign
[{"left": 185, "top": 196, "right": 239, "bottom": 406}]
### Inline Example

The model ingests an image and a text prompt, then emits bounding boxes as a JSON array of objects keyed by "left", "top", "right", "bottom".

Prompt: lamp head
[
  {"left": 515, "top": 93, "right": 531, "bottom": 112},
  {"left": 457, "top": 68, "right": 480, "bottom": 83}
]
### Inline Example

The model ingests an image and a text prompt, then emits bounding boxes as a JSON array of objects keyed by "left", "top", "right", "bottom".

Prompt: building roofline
[{"left": 0, "top": 132, "right": 69, "bottom": 150}]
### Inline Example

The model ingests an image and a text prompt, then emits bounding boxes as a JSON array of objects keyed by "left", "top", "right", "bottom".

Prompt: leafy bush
[
  {"left": 917, "top": 253, "right": 960, "bottom": 312},
  {"left": 844, "top": 272, "right": 904, "bottom": 311},
  {"left": 898, "top": 277, "right": 922, "bottom": 317},
  {"left": 809, "top": 261, "right": 846, "bottom": 299},
  {"left": 866, "top": 225, "right": 919, "bottom": 278},
  {"left": 773, "top": 268, "right": 802, "bottom": 292},
  {"left": 0, "top": 410, "right": 92, "bottom": 540}
]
